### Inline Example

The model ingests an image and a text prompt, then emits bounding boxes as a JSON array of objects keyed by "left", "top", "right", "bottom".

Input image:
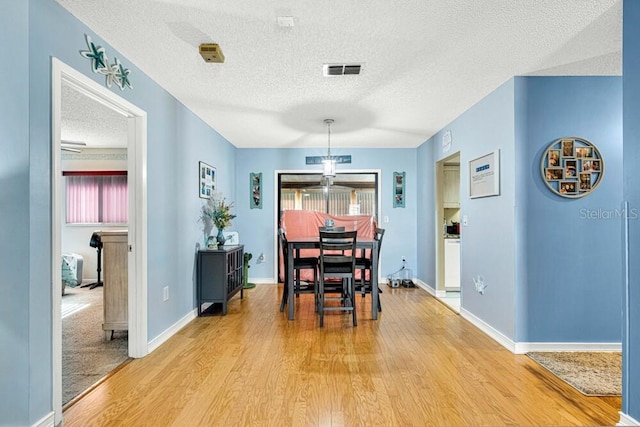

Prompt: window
[
  {"left": 278, "top": 172, "right": 379, "bottom": 218},
  {"left": 64, "top": 171, "right": 128, "bottom": 224}
]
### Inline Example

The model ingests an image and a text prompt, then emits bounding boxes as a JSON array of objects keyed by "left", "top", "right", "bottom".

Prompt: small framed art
[
  {"left": 393, "top": 172, "right": 405, "bottom": 208},
  {"left": 199, "top": 161, "right": 216, "bottom": 199},
  {"left": 250, "top": 172, "right": 262, "bottom": 209}
]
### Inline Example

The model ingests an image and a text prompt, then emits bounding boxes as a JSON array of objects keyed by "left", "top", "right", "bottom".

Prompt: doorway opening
[
  {"left": 51, "top": 58, "right": 148, "bottom": 424},
  {"left": 435, "top": 152, "right": 461, "bottom": 313},
  {"left": 274, "top": 170, "right": 381, "bottom": 282}
]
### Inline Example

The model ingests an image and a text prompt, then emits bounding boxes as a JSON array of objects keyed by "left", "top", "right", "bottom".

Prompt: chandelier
[{"left": 322, "top": 119, "right": 336, "bottom": 177}]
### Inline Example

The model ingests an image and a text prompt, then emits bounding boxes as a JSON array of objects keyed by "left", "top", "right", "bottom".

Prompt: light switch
[{"left": 462, "top": 215, "right": 468, "bottom": 226}]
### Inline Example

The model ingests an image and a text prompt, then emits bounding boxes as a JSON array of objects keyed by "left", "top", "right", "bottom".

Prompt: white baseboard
[
  {"left": 459, "top": 308, "right": 622, "bottom": 355},
  {"left": 619, "top": 412, "right": 640, "bottom": 426},
  {"left": 251, "top": 278, "right": 277, "bottom": 284},
  {"left": 32, "top": 411, "right": 55, "bottom": 427},
  {"left": 460, "top": 308, "right": 517, "bottom": 352},
  {"left": 147, "top": 309, "right": 197, "bottom": 353},
  {"left": 413, "top": 278, "right": 436, "bottom": 295},
  {"left": 515, "top": 342, "right": 622, "bottom": 354}
]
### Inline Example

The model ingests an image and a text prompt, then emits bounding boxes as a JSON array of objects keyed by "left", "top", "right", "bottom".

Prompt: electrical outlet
[{"left": 163, "top": 286, "right": 169, "bottom": 301}]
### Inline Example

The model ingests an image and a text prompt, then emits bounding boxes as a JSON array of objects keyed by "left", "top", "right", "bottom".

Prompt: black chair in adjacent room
[
  {"left": 318, "top": 230, "right": 358, "bottom": 327},
  {"left": 278, "top": 228, "right": 319, "bottom": 313},
  {"left": 82, "top": 232, "right": 103, "bottom": 289},
  {"left": 356, "top": 227, "right": 385, "bottom": 312}
]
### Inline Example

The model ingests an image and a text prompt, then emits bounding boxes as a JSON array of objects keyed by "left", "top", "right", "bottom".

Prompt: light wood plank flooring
[{"left": 63, "top": 284, "right": 620, "bottom": 426}]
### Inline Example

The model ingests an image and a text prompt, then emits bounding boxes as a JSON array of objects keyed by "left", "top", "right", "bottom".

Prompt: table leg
[
  {"left": 372, "top": 242, "right": 379, "bottom": 321},
  {"left": 287, "top": 242, "right": 295, "bottom": 320}
]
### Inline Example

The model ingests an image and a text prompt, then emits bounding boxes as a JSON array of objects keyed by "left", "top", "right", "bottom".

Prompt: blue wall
[
  {"left": 0, "top": 0, "right": 239, "bottom": 423},
  {"left": 623, "top": 0, "right": 640, "bottom": 419},
  {"left": 0, "top": 2, "right": 30, "bottom": 424},
  {"left": 416, "top": 142, "right": 436, "bottom": 286},
  {"left": 233, "top": 148, "right": 418, "bottom": 281},
  {"left": 425, "top": 80, "right": 518, "bottom": 339},
  {"left": 517, "top": 76, "right": 623, "bottom": 343}
]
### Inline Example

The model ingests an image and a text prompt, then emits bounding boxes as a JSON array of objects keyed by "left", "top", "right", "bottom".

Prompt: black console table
[{"left": 197, "top": 245, "right": 244, "bottom": 315}]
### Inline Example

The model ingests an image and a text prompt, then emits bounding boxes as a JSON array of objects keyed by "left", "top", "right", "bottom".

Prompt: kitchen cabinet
[
  {"left": 197, "top": 245, "right": 244, "bottom": 315},
  {"left": 443, "top": 165, "right": 460, "bottom": 208},
  {"left": 444, "top": 239, "right": 460, "bottom": 291}
]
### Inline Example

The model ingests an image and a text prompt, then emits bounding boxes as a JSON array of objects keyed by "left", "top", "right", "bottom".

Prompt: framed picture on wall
[
  {"left": 393, "top": 172, "right": 405, "bottom": 208},
  {"left": 199, "top": 161, "right": 215, "bottom": 199},
  {"left": 250, "top": 172, "right": 262, "bottom": 209},
  {"left": 469, "top": 150, "right": 500, "bottom": 198},
  {"left": 540, "top": 137, "right": 604, "bottom": 199}
]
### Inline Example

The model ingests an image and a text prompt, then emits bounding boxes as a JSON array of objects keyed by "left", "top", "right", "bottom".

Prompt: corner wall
[
  {"left": 0, "top": 2, "right": 31, "bottom": 425},
  {"left": 517, "top": 76, "right": 623, "bottom": 344},
  {"left": 623, "top": 0, "right": 640, "bottom": 419}
]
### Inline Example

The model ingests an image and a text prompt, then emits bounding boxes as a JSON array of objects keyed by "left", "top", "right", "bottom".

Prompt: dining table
[{"left": 285, "top": 236, "right": 380, "bottom": 321}]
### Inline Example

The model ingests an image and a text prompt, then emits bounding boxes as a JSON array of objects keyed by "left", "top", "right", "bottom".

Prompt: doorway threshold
[{"left": 436, "top": 291, "right": 460, "bottom": 313}]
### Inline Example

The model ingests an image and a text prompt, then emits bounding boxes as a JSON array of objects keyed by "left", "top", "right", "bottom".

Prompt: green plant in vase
[{"left": 200, "top": 193, "right": 236, "bottom": 247}]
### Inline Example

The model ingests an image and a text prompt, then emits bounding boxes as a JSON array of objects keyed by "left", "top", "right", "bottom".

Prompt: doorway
[
  {"left": 435, "top": 152, "right": 461, "bottom": 312},
  {"left": 274, "top": 170, "right": 381, "bottom": 281},
  {"left": 51, "top": 58, "right": 148, "bottom": 424}
]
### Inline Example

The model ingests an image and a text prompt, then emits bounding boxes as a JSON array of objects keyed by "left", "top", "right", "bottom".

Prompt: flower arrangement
[{"left": 201, "top": 193, "right": 236, "bottom": 231}]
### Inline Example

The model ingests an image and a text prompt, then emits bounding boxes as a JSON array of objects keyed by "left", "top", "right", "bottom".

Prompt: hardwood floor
[{"left": 63, "top": 284, "right": 621, "bottom": 426}]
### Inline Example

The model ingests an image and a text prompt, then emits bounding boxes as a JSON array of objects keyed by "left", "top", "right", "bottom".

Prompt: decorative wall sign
[
  {"left": 469, "top": 150, "right": 500, "bottom": 198},
  {"left": 442, "top": 130, "right": 452, "bottom": 153},
  {"left": 540, "top": 137, "right": 604, "bottom": 198},
  {"left": 305, "top": 155, "right": 352, "bottom": 165},
  {"left": 393, "top": 172, "right": 405, "bottom": 208},
  {"left": 199, "top": 161, "right": 216, "bottom": 199},
  {"left": 250, "top": 172, "right": 262, "bottom": 209},
  {"left": 80, "top": 34, "right": 133, "bottom": 91}
]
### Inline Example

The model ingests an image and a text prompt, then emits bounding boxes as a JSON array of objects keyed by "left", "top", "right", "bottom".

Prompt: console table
[{"left": 197, "top": 245, "right": 244, "bottom": 315}]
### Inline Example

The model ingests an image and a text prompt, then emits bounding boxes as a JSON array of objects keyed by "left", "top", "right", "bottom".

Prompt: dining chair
[
  {"left": 318, "top": 226, "right": 345, "bottom": 232},
  {"left": 355, "top": 227, "right": 385, "bottom": 312},
  {"left": 278, "top": 228, "right": 319, "bottom": 313},
  {"left": 318, "top": 230, "right": 358, "bottom": 327}
]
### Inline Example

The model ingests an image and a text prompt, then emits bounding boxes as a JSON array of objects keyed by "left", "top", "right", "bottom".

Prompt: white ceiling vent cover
[{"left": 323, "top": 63, "right": 363, "bottom": 77}]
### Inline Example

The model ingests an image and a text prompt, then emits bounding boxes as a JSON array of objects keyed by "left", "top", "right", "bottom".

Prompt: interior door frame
[
  {"left": 51, "top": 58, "right": 148, "bottom": 424},
  {"left": 435, "top": 151, "right": 461, "bottom": 297},
  {"left": 273, "top": 168, "right": 382, "bottom": 283}
]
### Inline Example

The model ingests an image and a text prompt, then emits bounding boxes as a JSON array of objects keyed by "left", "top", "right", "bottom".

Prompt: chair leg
[
  {"left": 313, "top": 267, "right": 319, "bottom": 313},
  {"left": 319, "top": 277, "right": 325, "bottom": 327},
  {"left": 351, "top": 278, "right": 357, "bottom": 326},
  {"left": 279, "top": 280, "right": 288, "bottom": 312}
]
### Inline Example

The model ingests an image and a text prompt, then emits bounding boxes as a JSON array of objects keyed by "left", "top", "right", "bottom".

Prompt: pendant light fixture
[{"left": 322, "top": 118, "right": 336, "bottom": 177}]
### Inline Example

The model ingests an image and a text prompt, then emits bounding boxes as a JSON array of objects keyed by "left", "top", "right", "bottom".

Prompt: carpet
[
  {"left": 62, "top": 286, "right": 128, "bottom": 405},
  {"left": 527, "top": 351, "right": 621, "bottom": 396}
]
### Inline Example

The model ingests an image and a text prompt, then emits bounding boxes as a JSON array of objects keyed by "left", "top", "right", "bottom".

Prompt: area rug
[
  {"left": 62, "top": 286, "right": 128, "bottom": 405},
  {"left": 527, "top": 351, "right": 621, "bottom": 396}
]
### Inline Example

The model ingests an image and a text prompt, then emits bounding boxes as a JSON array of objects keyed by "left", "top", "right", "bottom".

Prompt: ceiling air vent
[{"left": 323, "top": 63, "right": 363, "bottom": 77}]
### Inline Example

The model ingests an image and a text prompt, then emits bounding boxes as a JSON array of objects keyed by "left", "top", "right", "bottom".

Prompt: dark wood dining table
[{"left": 286, "top": 236, "right": 380, "bottom": 321}]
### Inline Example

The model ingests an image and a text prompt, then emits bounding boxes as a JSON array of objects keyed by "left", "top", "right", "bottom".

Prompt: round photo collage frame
[{"left": 540, "top": 137, "right": 604, "bottom": 199}]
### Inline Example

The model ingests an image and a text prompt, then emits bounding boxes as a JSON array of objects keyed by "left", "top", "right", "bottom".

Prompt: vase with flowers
[{"left": 200, "top": 193, "right": 236, "bottom": 247}]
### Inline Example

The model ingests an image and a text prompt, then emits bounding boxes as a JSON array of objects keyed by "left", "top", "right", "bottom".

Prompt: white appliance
[{"left": 444, "top": 239, "right": 460, "bottom": 291}]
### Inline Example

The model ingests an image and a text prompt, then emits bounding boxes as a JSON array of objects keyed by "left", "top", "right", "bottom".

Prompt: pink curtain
[
  {"left": 102, "top": 176, "right": 128, "bottom": 223},
  {"left": 65, "top": 175, "right": 127, "bottom": 223}
]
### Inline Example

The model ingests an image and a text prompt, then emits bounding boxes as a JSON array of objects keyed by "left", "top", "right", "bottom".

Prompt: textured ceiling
[{"left": 56, "top": 0, "right": 622, "bottom": 149}]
